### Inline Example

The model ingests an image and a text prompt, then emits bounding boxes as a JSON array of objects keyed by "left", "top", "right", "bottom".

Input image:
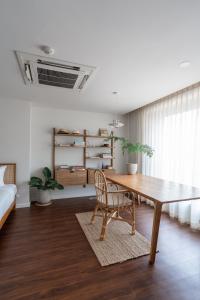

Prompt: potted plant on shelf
[
  {"left": 110, "top": 136, "right": 154, "bottom": 174},
  {"left": 29, "top": 167, "right": 64, "bottom": 206}
]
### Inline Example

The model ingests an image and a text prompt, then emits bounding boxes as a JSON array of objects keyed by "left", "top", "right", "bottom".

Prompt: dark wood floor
[{"left": 0, "top": 198, "right": 200, "bottom": 300}]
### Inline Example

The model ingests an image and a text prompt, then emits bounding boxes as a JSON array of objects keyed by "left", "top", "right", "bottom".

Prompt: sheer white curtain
[{"left": 129, "top": 84, "right": 200, "bottom": 230}]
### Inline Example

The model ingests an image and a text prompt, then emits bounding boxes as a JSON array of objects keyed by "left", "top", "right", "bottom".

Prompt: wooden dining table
[{"left": 106, "top": 173, "right": 200, "bottom": 265}]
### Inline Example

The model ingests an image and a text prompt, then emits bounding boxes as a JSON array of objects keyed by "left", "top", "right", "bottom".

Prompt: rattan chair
[{"left": 90, "top": 169, "right": 136, "bottom": 240}]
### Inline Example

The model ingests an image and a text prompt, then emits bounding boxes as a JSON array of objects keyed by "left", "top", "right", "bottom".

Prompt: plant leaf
[
  {"left": 108, "top": 135, "right": 154, "bottom": 158},
  {"left": 56, "top": 184, "right": 64, "bottom": 190},
  {"left": 29, "top": 177, "right": 43, "bottom": 188},
  {"left": 43, "top": 167, "right": 52, "bottom": 179}
]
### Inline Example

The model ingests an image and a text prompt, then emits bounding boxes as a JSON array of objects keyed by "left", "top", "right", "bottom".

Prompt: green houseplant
[
  {"left": 29, "top": 167, "right": 64, "bottom": 206},
  {"left": 109, "top": 135, "right": 154, "bottom": 174}
]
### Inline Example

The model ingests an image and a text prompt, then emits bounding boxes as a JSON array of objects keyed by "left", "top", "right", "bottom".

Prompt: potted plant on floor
[
  {"left": 110, "top": 136, "right": 154, "bottom": 174},
  {"left": 29, "top": 167, "right": 64, "bottom": 206}
]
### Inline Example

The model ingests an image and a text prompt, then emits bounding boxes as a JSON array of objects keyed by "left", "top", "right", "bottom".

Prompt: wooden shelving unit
[{"left": 52, "top": 128, "right": 115, "bottom": 186}]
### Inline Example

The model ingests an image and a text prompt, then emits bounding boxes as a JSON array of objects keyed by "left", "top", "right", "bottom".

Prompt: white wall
[
  {"left": 0, "top": 98, "right": 128, "bottom": 205},
  {"left": 0, "top": 98, "right": 31, "bottom": 207},
  {"left": 31, "top": 106, "right": 127, "bottom": 200}
]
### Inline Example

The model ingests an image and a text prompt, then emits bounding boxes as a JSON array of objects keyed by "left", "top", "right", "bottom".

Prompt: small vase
[
  {"left": 36, "top": 190, "right": 52, "bottom": 206},
  {"left": 127, "top": 163, "right": 138, "bottom": 174}
]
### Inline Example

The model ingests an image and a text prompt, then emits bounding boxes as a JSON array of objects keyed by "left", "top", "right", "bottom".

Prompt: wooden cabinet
[
  {"left": 88, "top": 168, "right": 115, "bottom": 184},
  {"left": 55, "top": 169, "right": 87, "bottom": 186},
  {"left": 56, "top": 168, "right": 115, "bottom": 186},
  {"left": 88, "top": 169, "right": 95, "bottom": 184}
]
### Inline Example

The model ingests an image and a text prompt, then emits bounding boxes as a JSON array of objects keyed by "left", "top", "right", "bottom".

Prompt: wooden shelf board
[
  {"left": 86, "top": 146, "right": 111, "bottom": 148},
  {"left": 55, "top": 134, "right": 84, "bottom": 137},
  {"left": 55, "top": 134, "right": 111, "bottom": 138},
  {"left": 86, "top": 157, "right": 113, "bottom": 160},
  {"left": 55, "top": 145, "right": 85, "bottom": 148},
  {"left": 55, "top": 145, "right": 112, "bottom": 148},
  {"left": 86, "top": 135, "right": 110, "bottom": 138},
  {"left": 88, "top": 168, "right": 114, "bottom": 170}
]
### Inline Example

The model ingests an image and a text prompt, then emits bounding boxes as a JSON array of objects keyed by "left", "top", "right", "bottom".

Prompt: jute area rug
[{"left": 76, "top": 211, "right": 151, "bottom": 266}]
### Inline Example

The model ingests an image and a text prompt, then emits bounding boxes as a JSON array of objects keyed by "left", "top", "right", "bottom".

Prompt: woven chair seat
[{"left": 97, "top": 193, "right": 132, "bottom": 208}]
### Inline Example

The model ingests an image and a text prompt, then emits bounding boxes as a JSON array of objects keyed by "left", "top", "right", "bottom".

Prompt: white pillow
[{"left": 0, "top": 165, "right": 7, "bottom": 186}]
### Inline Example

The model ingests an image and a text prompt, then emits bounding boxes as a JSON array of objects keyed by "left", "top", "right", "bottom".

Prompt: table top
[{"left": 106, "top": 174, "right": 200, "bottom": 204}]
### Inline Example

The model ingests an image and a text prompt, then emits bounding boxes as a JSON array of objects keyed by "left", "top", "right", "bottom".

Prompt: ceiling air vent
[{"left": 16, "top": 51, "right": 96, "bottom": 91}]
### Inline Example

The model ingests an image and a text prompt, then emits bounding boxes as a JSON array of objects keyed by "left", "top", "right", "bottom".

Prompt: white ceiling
[{"left": 0, "top": 0, "right": 200, "bottom": 114}]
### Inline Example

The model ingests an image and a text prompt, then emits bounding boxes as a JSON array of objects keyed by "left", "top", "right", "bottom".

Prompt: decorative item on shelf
[
  {"left": 70, "top": 165, "right": 86, "bottom": 172},
  {"left": 29, "top": 167, "right": 64, "bottom": 206},
  {"left": 57, "top": 165, "right": 70, "bottom": 169},
  {"left": 73, "top": 140, "right": 85, "bottom": 147},
  {"left": 72, "top": 130, "right": 81, "bottom": 135},
  {"left": 56, "top": 128, "right": 82, "bottom": 135},
  {"left": 100, "top": 153, "right": 113, "bottom": 159},
  {"left": 57, "top": 128, "right": 71, "bottom": 134},
  {"left": 56, "top": 143, "right": 71, "bottom": 147},
  {"left": 108, "top": 120, "right": 124, "bottom": 128},
  {"left": 103, "top": 142, "right": 110, "bottom": 147},
  {"left": 99, "top": 128, "right": 109, "bottom": 137}
]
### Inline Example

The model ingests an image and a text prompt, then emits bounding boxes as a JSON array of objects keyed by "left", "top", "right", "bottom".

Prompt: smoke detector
[{"left": 40, "top": 45, "right": 55, "bottom": 55}]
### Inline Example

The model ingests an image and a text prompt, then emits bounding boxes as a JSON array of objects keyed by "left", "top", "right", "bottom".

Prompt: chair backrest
[
  {"left": 0, "top": 163, "right": 16, "bottom": 184},
  {"left": 94, "top": 169, "right": 108, "bottom": 205}
]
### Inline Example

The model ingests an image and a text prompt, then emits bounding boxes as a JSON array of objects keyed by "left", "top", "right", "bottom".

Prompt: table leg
[{"left": 149, "top": 201, "right": 162, "bottom": 265}]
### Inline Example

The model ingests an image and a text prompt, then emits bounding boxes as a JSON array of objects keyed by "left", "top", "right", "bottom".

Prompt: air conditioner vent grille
[
  {"left": 16, "top": 51, "right": 96, "bottom": 91},
  {"left": 37, "top": 59, "right": 80, "bottom": 71},
  {"left": 37, "top": 68, "right": 78, "bottom": 89}
]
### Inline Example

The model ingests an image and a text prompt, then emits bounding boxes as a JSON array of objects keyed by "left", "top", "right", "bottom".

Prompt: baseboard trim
[{"left": 16, "top": 202, "right": 30, "bottom": 208}]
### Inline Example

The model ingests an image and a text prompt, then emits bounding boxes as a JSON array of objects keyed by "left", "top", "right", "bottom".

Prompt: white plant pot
[
  {"left": 36, "top": 190, "right": 52, "bottom": 206},
  {"left": 127, "top": 163, "right": 138, "bottom": 175}
]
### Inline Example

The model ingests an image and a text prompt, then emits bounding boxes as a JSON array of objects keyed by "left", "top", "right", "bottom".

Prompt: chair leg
[
  {"left": 131, "top": 202, "right": 135, "bottom": 235},
  {"left": 100, "top": 212, "right": 108, "bottom": 241},
  {"left": 132, "top": 192, "right": 140, "bottom": 205},
  {"left": 90, "top": 203, "right": 99, "bottom": 224},
  {"left": 116, "top": 208, "right": 120, "bottom": 218}
]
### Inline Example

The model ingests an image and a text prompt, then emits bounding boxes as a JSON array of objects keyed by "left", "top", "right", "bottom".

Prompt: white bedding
[{"left": 0, "top": 184, "right": 17, "bottom": 220}]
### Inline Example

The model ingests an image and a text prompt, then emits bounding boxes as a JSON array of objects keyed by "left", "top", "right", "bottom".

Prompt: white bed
[
  {"left": 0, "top": 184, "right": 17, "bottom": 220},
  {"left": 0, "top": 163, "right": 16, "bottom": 229}
]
